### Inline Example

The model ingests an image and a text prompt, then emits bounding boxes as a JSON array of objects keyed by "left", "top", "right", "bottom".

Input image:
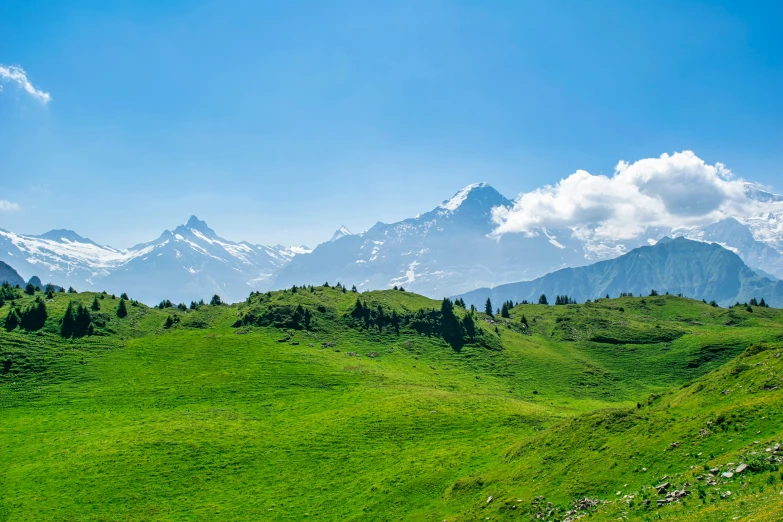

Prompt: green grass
[{"left": 1, "top": 288, "right": 782, "bottom": 520}]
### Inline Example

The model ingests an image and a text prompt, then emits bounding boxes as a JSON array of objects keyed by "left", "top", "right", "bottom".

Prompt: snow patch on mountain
[{"left": 440, "top": 182, "right": 489, "bottom": 212}]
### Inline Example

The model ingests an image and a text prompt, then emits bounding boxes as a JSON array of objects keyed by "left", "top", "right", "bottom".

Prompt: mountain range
[
  {"left": 0, "top": 216, "right": 308, "bottom": 304},
  {"left": 2, "top": 182, "right": 783, "bottom": 304},
  {"left": 456, "top": 236, "right": 783, "bottom": 308}
]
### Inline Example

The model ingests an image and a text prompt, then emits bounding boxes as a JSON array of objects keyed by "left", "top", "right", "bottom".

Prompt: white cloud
[
  {"left": 492, "top": 151, "right": 768, "bottom": 241},
  {"left": 0, "top": 65, "right": 51, "bottom": 103},
  {"left": 0, "top": 200, "right": 21, "bottom": 212}
]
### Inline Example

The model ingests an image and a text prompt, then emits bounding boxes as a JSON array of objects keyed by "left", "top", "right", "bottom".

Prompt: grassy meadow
[{"left": 1, "top": 285, "right": 782, "bottom": 520}]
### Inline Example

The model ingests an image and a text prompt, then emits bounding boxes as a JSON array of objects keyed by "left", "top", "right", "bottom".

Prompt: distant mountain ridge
[
  {"left": 455, "top": 237, "right": 783, "bottom": 308},
  {"left": 2, "top": 182, "right": 783, "bottom": 304},
  {"left": 0, "top": 260, "right": 24, "bottom": 287},
  {"left": 0, "top": 217, "right": 308, "bottom": 305}
]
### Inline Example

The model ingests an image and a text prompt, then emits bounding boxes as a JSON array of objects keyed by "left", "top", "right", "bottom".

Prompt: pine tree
[
  {"left": 60, "top": 301, "right": 76, "bottom": 337},
  {"left": 500, "top": 302, "right": 510, "bottom": 318},
  {"left": 73, "top": 304, "right": 92, "bottom": 337},
  {"left": 164, "top": 315, "right": 175, "bottom": 328},
  {"left": 440, "top": 298, "right": 462, "bottom": 347},
  {"left": 68, "top": 286, "right": 77, "bottom": 294},
  {"left": 520, "top": 314, "right": 528, "bottom": 327},
  {"left": 484, "top": 297, "right": 493, "bottom": 317},
  {"left": 760, "top": 298, "right": 767, "bottom": 308},
  {"left": 117, "top": 299, "right": 128, "bottom": 318},
  {"left": 538, "top": 294, "right": 548, "bottom": 305},
  {"left": 210, "top": 294, "right": 222, "bottom": 306},
  {"left": 4, "top": 306, "right": 21, "bottom": 331},
  {"left": 20, "top": 297, "right": 47, "bottom": 331},
  {"left": 24, "top": 283, "right": 36, "bottom": 296},
  {"left": 91, "top": 296, "right": 101, "bottom": 311},
  {"left": 120, "top": 293, "right": 129, "bottom": 300}
]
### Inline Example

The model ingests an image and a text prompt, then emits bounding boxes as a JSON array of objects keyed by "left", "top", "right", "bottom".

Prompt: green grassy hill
[{"left": 1, "top": 285, "right": 782, "bottom": 520}]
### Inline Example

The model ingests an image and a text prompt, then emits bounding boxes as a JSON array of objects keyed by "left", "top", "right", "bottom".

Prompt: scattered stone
[
  {"left": 667, "top": 441, "right": 680, "bottom": 450},
  {"left": 720, "top": 491, "right": 732, "bottom": 498},
  {"left": 699, "top": 429, "right": 710, "bottom": 437},
  {"left": 655, "top": 482, "right": 670, "bottom": 494},
  {"left": 721, "top": 472, "right": 734, "bottom": 479},
  {"left": 486, "top": 496, "right": 493, "bottom": 504},
  {"left": 709, "top": 468, "right": 719, "bottom": 475},
  {"left": 367, "top": 352, "right": 378, "bottom": 358},
  {"left": 735, "top": 463, "right": 748, "bottom": 473}
]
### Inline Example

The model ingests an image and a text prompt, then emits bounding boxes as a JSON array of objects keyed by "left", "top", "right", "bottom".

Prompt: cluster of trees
[
  {"left": 499, "top": 300, "right": 515, "bottom": 318},
  {"left": 350, "top": 299, "right": 401, "bottom": 333},
  {"left": 0, "top": 282, "right": 21, "bottom": 308},
  {"left": 4, "top": 296, "right": 48, "bottom": 332},
  {"left": 554, "top": 295, "right": 576, "bottom": 305},
  {"left": 730, "top": 298, "right": 770, "bottom": 311},
  {"left": 347, "top": 297, "right": 479, "bottom": 348},
  {"left": 60, "top": 301, "right": 94, "bottom": 338},
  {"left": 157, "top": 299, "right": 189, "bottom": 311}
]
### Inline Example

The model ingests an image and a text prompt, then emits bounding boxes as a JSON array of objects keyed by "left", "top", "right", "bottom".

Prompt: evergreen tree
[
  {"left": 538, "top": 294, "right": 548, "bottom": 305},
  {"left": 73, "top": 304, "right": 92, "bottom": 337},
  {"left": 760, "top": 298, "right": 767, "bottom": 308},
  {"left": 120, "top": 293, "right": 129, "bottom": 300},
  {"left": 164, "top": 315, "right": 175, "bottom": 328},
  {"left": 60, "top": 301, "right": 76, "bottom": 337},
  {"left": 649, "top": 289, "right": 659, "bottom": 296},
  {"left": 440, "top": 298, "right": 462, "bottom": 347},
  {"left": 520, "top": 314, "right": 528, "bottom": 327},
  {"left": 4, "top": 306, "right": 21, "bottom": 331},
  {"left": 749, "top": 298, "right": 759, "bottom": 306},
  {"left": 484, "top": 297, "right": 493, "bottom": 317},
  {"left": 20, "top": 297, "right": 47, "bottom": 331},
  {"left": 500, "top": 302, "right": 510, "bottom": 318},
  {"left": 24, "top": 283, "right": 36, "bottom": 296},
  {"left": 68, "top": 286, "right": 77, "bottom": 294},
  {"left": 351, "top": 285, "right": 358, "bottom": 292},
  {"left": 91, "top": 296, "right": 101, "bottom": 311},
  {"left": 117, "top": 299, "right": 128, "bottom": 318},
  {"left": 210, "top": 294, "right": 222, "bottom": 306},
  {"left": 462, "top": 311, "right": 476, "bottom": 339}
]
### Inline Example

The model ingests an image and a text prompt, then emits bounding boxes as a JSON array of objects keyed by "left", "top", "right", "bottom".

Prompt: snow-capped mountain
[
  {"left": 273, "top": 183, "right": 587, "bottom": 296},
  {"left": 2, "top": 181, "right": 782, "bottom": 304},
  {"left": 274, "top": 182, "right": 783, "bottom": 299},
  {"left": 0, "top": 216, "right": 308, "bottom": 304}
]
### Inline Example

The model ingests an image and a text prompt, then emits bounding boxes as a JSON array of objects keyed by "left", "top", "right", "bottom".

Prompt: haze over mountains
[{"left": 2, "top": 178, "right": 783, "bottom": 305}]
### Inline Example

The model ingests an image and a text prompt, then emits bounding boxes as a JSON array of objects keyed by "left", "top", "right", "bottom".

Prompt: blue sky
[{"left": 1, "top": 0, "right": 781, "bottom": 248}]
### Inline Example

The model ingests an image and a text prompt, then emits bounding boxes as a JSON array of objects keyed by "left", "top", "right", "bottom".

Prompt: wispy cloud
[
  {"left": 0, "top": 200, "right": 21, "bottom": 212},
  {"left": 0, "top": 65, "right": 51, "bottom": 103}
]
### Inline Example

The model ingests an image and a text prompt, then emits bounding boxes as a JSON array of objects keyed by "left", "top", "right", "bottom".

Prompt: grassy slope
[{"left": 1, "top": 289, "right": 782, "bottom": 521}]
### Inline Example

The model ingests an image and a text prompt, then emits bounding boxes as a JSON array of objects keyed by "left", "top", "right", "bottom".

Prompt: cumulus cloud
[
  {"left": 491, "top": 151, "right": 765, "bottom": 241},
  {"left": 0, "top": 65, "right": 51, "bottom": 103},
  {"left": 0, "top": 200, "right": 21, "bottom": 212}
]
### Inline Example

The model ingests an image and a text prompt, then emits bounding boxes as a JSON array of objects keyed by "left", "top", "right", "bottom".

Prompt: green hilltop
[{"left": 1, "top": 283, "right": 782, "bottom": 521}]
